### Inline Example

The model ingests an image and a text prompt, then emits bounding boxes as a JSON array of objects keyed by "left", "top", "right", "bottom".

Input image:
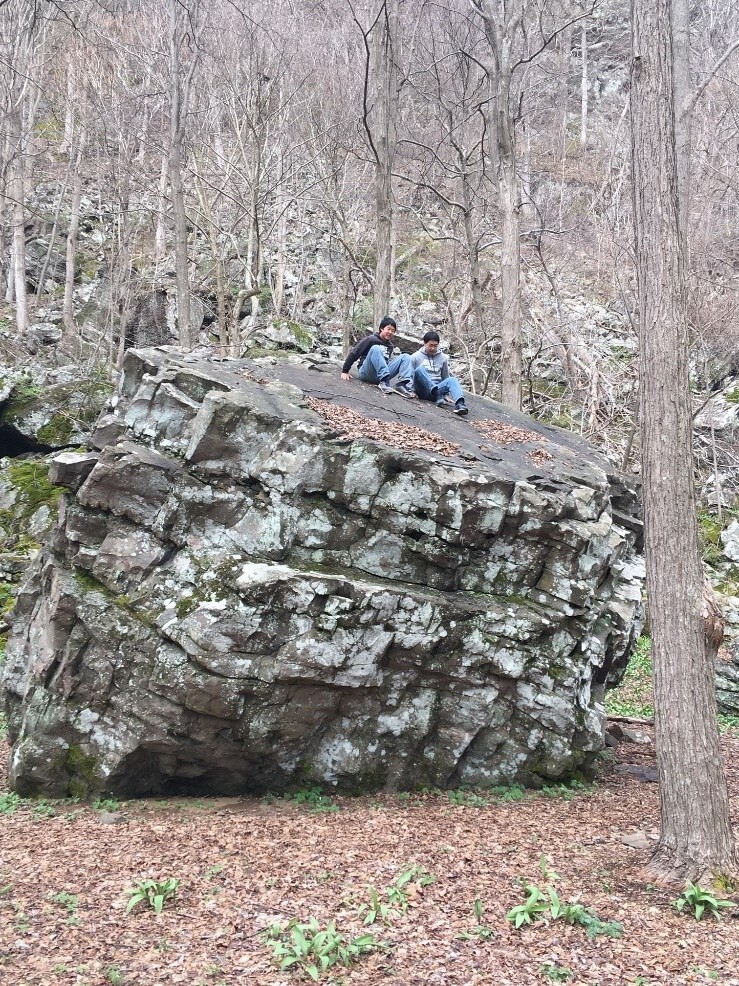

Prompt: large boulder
[{"left": 3, "top": 348, "right": 644, "bottom": 797}]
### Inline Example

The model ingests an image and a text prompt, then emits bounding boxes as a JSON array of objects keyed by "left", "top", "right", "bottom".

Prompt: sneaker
[
  {"left": 394, "top": 381, "right": 416, "bottom": 399},
  {"left": 435, "top": 398, "right": 448, "bottom": 408},
  {"left": 378, "top": 379, "right": 394, "bottom": 395},
  {"left": 453, "top": 400, "right": 469, "bottom": 416}
]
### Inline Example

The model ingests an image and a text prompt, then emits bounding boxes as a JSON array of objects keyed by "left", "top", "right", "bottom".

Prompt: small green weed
[
  {"left": 456, "top": 896, "right": 495, "bottom": 941},
  {"left": 263, "top": 917, "right": 384, "bottom": 981},
  {"left": 93, "top": 798, "right": 121, "bottom": 812},
  {"left": 0, "top": 792, "right": 22, "bottom": 815},
  {"left": 358, "top": 866, "right": 434, "bottom": 925},
  {"left": 51, "top": 891, "right": 80, "bottom": 917},
  {"left": 278, "top": 787, "right": 339, "bottom": 814},
  {"left": 204, "top": 863, "right": 226, "bottom": 879},
  {"left": 490, "top": 784, "right": 526, "bottom": 802},
  {"left": 673, "top": 882, "right": 734, "bottom": 921},
  {"left": 507, "top": 857, "right": 622, "bottom": 938},
  {"left": 106, "top": 967, "right": 123, "bottom": 985},
  {"left": 539, "top": 779, "right": 591, "bottom": 801},
  {"left": 32, "top": 800, "right": 57, "bottom": 819},
  {"left": 447, "top": 788, "right": 491, "bottom": 807},
  {"left": 125, "top": 878, "right": 179, "bottom": 915},
  {"left": 718, "top": 714, "right": 739, "bottom": 736},
  {"left": 540, "top": 964, "right": 572, "bottom": 982},
  {"left": 506, "top": 883, "right": 553, "bottom": 928},
  {"left": 14, "top": 905, "right": 30, "bottom": 933}
]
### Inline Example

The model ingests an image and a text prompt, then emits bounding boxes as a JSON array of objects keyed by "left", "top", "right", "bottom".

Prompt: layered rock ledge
[{"left": 3, "top": 348, "right": 644, "bottom": 797}]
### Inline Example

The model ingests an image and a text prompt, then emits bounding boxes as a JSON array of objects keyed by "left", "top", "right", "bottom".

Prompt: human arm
[{"left": 341, "top": 335, "right": 373, "bottom": 376}]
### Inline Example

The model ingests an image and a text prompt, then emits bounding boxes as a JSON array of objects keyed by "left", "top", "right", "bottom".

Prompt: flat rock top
[{"left": 162, "top": 350, "right": 617, "bottom": 490}]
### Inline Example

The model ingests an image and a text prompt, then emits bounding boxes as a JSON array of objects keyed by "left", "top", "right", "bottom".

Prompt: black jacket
[{"left": 342, "top": 333, "right": 392, "bottom": 374}]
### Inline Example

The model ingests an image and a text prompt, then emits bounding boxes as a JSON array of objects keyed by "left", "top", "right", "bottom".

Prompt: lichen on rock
[{"left": 2, "top": 348, "right": 645, "bottom": 797}]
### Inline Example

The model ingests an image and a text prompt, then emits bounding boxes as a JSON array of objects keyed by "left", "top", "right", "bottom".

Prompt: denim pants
[
  {"left": 413, "top": 366, "right": 464, "bottom": 404},
  {"left": 358, "top": 346, "right": 413, "bottom": 383}
]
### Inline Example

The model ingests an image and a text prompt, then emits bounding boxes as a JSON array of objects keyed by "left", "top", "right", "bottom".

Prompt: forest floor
[{"left": 1, "top": 658, "right": 739, "bottom": 986}]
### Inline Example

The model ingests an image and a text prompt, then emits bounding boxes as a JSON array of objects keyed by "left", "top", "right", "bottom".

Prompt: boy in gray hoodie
[{"left": 409, "top": 331, "right": 468, "bottom": 415}]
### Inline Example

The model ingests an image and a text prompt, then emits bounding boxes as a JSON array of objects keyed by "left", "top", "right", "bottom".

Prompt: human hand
[{"left": 341, "top": 372, "right": 352, "bottom": 380}]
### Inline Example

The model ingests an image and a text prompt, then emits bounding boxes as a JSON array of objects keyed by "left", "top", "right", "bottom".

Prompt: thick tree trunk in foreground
[{"left": 631, "top": 0, "right": 738, "bottom": 884}]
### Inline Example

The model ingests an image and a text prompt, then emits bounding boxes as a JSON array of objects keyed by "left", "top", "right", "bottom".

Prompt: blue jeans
[
  {"left": 413, "top": 366, "right": 464, "bottom": 404},
  {"left": 358, "top": 346, "right": 413, "bottom": 384}
]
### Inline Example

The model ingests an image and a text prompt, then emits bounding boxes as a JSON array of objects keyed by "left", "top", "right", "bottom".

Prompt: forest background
[
  {"left": 3, "top": 2, "right": 739, "bottom": 983},
  {"left": 0, "top": 0, "right": 736, "bottom": 449}
]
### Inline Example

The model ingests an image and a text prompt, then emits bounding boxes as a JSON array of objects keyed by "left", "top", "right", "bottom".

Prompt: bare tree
[
  {"left": 470, "top": 0, "right": 597, "bottom": 411},
  {"left": 168, "top": 0, "right": 203, "bottom": 349},
  {"left": 631, "top": 0, "right": 738, "bottom": 883},
  {"left": 354, "top": 0, "right": 402, "bottom": 326}
]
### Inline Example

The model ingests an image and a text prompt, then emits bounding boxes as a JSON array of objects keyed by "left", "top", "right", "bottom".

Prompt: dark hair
[
  {"left": 379, "top": 316, "right": 397, "bottom": 330},
  {"left": 423, "top": 330, "right": 440, "bottom": 343}
]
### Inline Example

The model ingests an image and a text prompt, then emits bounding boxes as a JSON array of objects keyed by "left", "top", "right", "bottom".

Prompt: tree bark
[
  {"left": 671, "top": 0, "right": 691, "bottom": 246},
  {"left": 631, "top": 0, "right": 738, "bottom": 884},
  {"left": 168, "top": 0, "right": 200, "bottom": 350},
  {"left": 8, "top": 101, "right": 28, "bottom": 335},
  {"left": 369, "top": 0, "right": 400, "bottom": 326},
  {"left": 63, "top": 137, "right": 84, "bottom": 339},
  {"left": 473, "top": 0, "right": 523, "bottom": 411},
  {"left": 580, "top": 24, "right": 588, "bottom": 147}
]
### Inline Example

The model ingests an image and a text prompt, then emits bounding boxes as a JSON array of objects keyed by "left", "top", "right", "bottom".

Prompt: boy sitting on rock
[
  {"left": 410, "top": 331, "right": 468, "bottom": 415},
  {"left": 340, "top": 317, "right": 415, "bottom": 398}
]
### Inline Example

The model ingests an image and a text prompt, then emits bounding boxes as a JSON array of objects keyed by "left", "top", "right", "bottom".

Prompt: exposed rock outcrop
[
  {"left": 3, "top": 348, "right": 644, "bottom": 797},
  {"left": 0, "top": 373, "right": 112, "bottom": 454}
]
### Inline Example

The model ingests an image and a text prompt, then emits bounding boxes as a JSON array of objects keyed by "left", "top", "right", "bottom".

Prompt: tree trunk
[
  {"left": 63, "top": 139, "right": 84, "bottom": 339},
  {"left": 168, "top": 0, "right": 193, "bottom": 349},
  {"left": 631, "top": 0, "right": 738, "bottom": 884},
  {"left": 154, "top": 152, "right": 168, "bottom": 263},
  {"left": 474, "top": 0, "right": 524, "bottom": 411},
  {"left": 499, "top": 147, "right": 522, "bottom": 410},
  {"left": 9, "top": 106, "right": 28, "bottom": 336},
  {"left": 580, "top": 24, "right": 588, "bottom": 147},
  {"left": 671, "top": 0, "right": 691, "bottom": 246},
  {"left": 370, "top": 0, "right": 400, "bottom": 326}
]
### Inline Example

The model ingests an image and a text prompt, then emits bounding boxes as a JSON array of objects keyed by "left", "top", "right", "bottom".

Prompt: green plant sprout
[
  {"left": 506, "top": 858, "right": 622, "bottom": 938},
  {"left": 673, "top": 882, "right": 735, "bottom": 921},
  {"left": 263, "top": 917, "right": 384, "bottom": 981},
  {"left": 358, "top": 866, "right": 434, "bottom": 925},
  {"left": 125, "top": 878, "right": 179, "bottom": 915},
  {"left": 456, "top": 896, "right": 495, "bottom": 941}
]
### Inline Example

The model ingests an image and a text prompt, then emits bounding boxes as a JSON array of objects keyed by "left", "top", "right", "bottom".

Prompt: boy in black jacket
[{"left": 340, "top": 317, "right": 415, "bottom": 397}]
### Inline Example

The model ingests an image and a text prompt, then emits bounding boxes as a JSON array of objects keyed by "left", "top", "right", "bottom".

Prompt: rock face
[{"left": 3, "top": 348, "right": 644, "bottom": 797}]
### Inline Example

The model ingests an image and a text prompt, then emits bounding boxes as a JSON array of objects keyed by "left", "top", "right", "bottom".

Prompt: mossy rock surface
[{"left": 1, "top": 378, "right": 112, "bottom": 449}]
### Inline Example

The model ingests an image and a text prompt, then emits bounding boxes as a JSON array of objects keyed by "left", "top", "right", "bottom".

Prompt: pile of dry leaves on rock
[
  {"left": 305, "top": 397, "right": 460, "bottom": 457},
  {"left": 2, "top": 730, "right": 739, "bottom": 986}
]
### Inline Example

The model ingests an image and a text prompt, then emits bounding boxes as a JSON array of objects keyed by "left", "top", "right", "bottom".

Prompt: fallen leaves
[
  {"left": 305, "top": 397, "right": 461, "bottom": 457},
  {"left": 1, "top": 734, "right": 739, "bottom": 985},
  {"left": 472, "top": 420, "right": 541, "bottom": 444},
  {"left": 473, "top": 420, "right": 554, "bottom": 468}
]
